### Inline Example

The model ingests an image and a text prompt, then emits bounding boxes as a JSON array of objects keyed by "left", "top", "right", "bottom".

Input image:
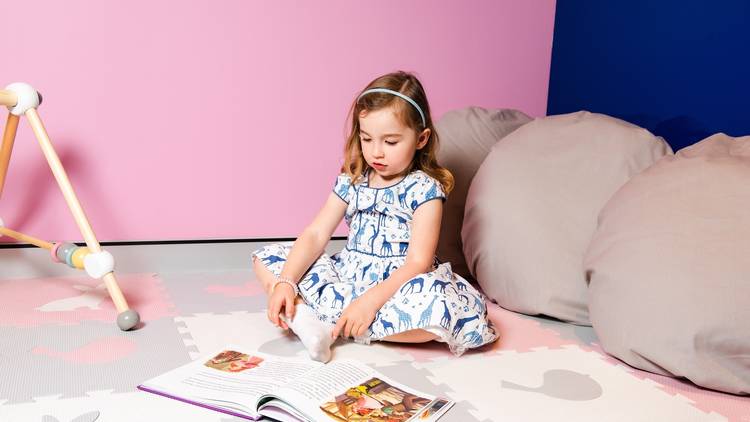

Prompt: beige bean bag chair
[
  {"left": 462, "top": 111, "right": 671, "bottom": 324},
  {"left": 584, "top": 133, "right": 750, "bottom": 394},
  {"left": 435, "top": 107, "right": 531, "bottom": 282}
]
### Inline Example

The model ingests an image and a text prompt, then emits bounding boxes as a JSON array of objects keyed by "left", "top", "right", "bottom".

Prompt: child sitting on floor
[{"left": 252, "top": 71, "right": 497, "bottom": 362}]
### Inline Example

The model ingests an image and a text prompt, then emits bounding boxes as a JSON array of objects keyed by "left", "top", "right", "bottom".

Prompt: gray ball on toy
[{"left": 117, "top": 309, "right": 140, "bottom": 331}]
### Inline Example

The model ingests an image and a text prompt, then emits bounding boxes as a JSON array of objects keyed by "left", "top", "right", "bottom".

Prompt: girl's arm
[
  {"left": 268, "top": 192, "right": 347, "bottom": 326},
  {"left": 332, "top": 199, "right": 443, "bottom": 338},
  {"left": 279, "top": 192, "right": 347, "bottom": 282}
]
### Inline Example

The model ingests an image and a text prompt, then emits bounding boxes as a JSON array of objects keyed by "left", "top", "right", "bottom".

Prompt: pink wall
[{"left": 1, "top": 1, "right": 556, "bottom": 242}]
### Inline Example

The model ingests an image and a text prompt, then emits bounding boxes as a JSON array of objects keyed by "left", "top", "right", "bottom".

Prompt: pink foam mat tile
[
  {"left": 590, "top": 343, "right": 750, "bottom": 422},
  {"left": 484, "top": 302, "right": 577, "bottom": 352},
  {"left": 30, "top": 336, "right": 139, "bottom": 364},
  {"left": 0, "top": 273, "right": 176, "bottom": 327},
  {"left": 481, "top": 303, "right": 750, "bottom": 421}
]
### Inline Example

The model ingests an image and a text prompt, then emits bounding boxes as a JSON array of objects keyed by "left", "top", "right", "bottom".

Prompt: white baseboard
[{"left": 0, "top": 239, "right": 347, "bottom": 279}]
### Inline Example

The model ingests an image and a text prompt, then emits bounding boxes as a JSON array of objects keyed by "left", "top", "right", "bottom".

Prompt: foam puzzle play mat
[{"left": 1, "top": 270, "right": 748, "bottom": 421}]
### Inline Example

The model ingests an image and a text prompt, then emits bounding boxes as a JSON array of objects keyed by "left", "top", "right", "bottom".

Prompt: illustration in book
[{"left": 319, "top": 377, "right": 443, "bottom": 421}]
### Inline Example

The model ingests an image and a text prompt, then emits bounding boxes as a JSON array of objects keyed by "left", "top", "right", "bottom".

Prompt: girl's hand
[
  {"left": 332, "top": 296, "right": 378, "bottom": 339},
  {"left": 267, "top": 283, "right": 296, "bottom": 330}
]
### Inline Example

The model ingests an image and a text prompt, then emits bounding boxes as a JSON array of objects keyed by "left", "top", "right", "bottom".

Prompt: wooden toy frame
[{"left": 0, "top": 83, "right": 139, "bottom": 330}]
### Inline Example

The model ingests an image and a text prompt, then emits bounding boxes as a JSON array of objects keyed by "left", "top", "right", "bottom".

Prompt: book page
[
  {"left": 140, "top": 345, "right": 322, "bottom": 417},
  {"left": 261, "top": 360, "right": 452, "bottom": 421}
]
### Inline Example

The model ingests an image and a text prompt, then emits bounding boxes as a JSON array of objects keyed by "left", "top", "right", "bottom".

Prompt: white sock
[{"left": 283, "top": 304, "right": 334, "bottom": 363}]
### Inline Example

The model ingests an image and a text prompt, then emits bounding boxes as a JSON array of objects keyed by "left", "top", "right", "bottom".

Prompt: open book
[{"left": 138, "top": 344, "right": 454, "bottom": 421}]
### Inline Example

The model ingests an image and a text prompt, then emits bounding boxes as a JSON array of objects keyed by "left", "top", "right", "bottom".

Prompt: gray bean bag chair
[
  {"left": 435, "top": 107, "right": 531, "bottom": 282},
  {"left": 462, "top": 111, "right": 671, "bottom": 324},
  {"left": 584, "top": 133, "right": 750, "bottom": 394}
]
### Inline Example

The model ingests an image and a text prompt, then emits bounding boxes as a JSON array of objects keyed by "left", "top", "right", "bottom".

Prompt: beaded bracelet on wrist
[{"left": 272, "top": 276, "right": 299, "bottom": 296}]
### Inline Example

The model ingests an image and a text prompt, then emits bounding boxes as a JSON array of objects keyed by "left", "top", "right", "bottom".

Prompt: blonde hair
[{"left": 341, "top": 71, "right": 454, "bottom": 195}]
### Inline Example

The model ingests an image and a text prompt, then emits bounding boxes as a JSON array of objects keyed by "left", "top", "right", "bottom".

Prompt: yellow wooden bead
[{"left": 71, "top": 247, "right": 90, "bottom": 270}]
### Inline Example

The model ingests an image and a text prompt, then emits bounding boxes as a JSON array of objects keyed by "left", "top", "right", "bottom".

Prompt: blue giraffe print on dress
[
  {"left": 429, "top": 279, "right": 450, "bottom": 293},
  {"left": 262, "top": 254, "right": 286, "bottom": 265},
  {"left": 329, "top": 286, "right": 345, "bottom": 309},
  {"left": 368, "top": 225, "right": 379, "bottom": 253},
  {"left": 353, "top": 220, "right": 367, "bottom": 245},
  {"left": 313, "top": 284, "right": 328, "bottom": 304},
  {"left": 398, "top": 181, "right": 419, "bottom": 207},
  {"left": 380, "top": 317, "right": 395, "bottom": 335},
  {"left": 458, "top": 294, "right": 470, "bottom": 305},
  {"left": 463, "top": 330, "right": 483, "bottom": 346},
  {"left": 336, "top": 182, "right": 349, "bottom": 200},
  {"left": 418, "top": 295, "right": 439, "bottom": 327},
  {"left": 456, "top": 280, "right": 468, "bottom": 291},
  {"left": 395, "top": 214, "right": 408, "bottom": 230},
  {"left": 452, "top": 315, "right": 479, "bottom": 337},
  {"left": 473, "top": 295, "right": 484, "bottom": 312},
  {"left": 380, "top": 234, "right": 392, "bottom": 256},
  {"left": 383, "top": 189, "right": 395, "bottom": 204},
  {"left": 439, "top": 300, "right": 451, "bottom": 329},
  {"left": 398, "top": 242, "right": 408, "bottom": 255},
  {"left": 360, "top": 261, "right": 373, "bottom": 282},
  {"left": 304, "top": 273, "right": 321, "bottom": 290},
  {"left": 377, "top": 213, "right": 387, "bottom": 228},
  {"left": 382, "top": 262, "right": 394, "bottom": 280},
  {"left": 400, "top": 277, "right": 424, "bottom": 294},
  {"left": 425, "top": 182, "right": 437, "bottom": 201},
  {"left": 391, "top": 304, "right": 413, "bottom": 331}
]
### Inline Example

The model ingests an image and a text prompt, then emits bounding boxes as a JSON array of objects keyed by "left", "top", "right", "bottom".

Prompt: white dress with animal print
[{"left": 252, "top": 170, "right": 498, "bottom": 355}]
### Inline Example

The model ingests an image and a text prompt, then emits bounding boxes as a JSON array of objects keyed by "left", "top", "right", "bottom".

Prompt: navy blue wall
[{"left": 547, "top": 1, "right": 749, "bottom": 151}]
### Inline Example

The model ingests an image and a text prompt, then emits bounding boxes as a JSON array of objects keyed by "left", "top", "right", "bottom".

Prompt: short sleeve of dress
[
  {"left": 332, "top": 173, "right": 353, "bottom": 204},
  {"left": 410, "top": 173, "right": 446, "bottom": 211}
]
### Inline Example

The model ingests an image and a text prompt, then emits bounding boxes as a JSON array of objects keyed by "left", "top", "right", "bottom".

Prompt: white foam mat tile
[
  {"left": 173, "top": 310, "right": 418, "bottom": 366},
  {"left": 330, "top": 339, "right": 418, "bottom": 366},
  {"left": 175, "top": 311, "right": 306, "bottom": 360},
  {"left": 0, "top": 390, "right": 228, "bottom": 422},
  {"left": 418, "top": 345, "right": 727, "bottom": 422}
]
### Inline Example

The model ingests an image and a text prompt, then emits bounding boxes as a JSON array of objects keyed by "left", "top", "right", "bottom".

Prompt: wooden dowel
[
  {"left": 0, "top": 113, "right": 20, "bottom": 198},
  {"left": 0, "top": 226, "right": 54, "bottom": 249},
  {"left": 102, "top": 272, "right": 129, "bottom": 313},
  {"left": 23, "top": 108, "right": 132, "bottom": 315},
  {"left": 0, "top": 90, "right": 17, "bottom": 108},
  {"left": 24, "top": 108, "right": 102, "bottom": 253}
]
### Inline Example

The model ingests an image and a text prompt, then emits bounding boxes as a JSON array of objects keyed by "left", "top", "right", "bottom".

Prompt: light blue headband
[{"left": 358, "top": 88, "right": 426, "bottom": 127}]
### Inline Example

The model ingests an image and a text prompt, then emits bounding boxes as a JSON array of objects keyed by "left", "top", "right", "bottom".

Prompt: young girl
[{"left": 252, "top": 71, "right": 497, "bottom": 362}]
